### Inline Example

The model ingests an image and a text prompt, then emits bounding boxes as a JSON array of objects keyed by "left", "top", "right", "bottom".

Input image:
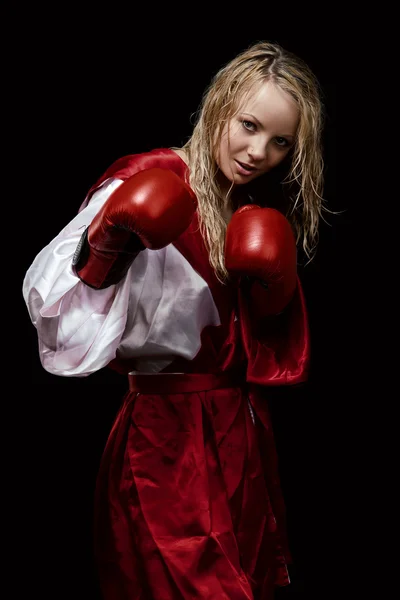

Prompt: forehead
[{"left": 237, "top": 80, "right": 299, "bottom": 133}]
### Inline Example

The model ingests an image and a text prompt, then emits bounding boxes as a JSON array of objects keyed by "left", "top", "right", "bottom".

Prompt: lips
[
  {"left": 236, "top": 160, "right": 257, "bottom": 171},
  {"left": 234, "top": 160, "right": 258, "bottom": 176}
]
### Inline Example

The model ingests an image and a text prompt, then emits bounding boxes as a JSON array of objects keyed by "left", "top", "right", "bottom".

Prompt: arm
[
  {"left": 23, "top": 170, "right": 197, "bottom": 377},
  {"left": 225, "top": 205, "right": 310, "bottom": 386},
  {"left": 23, "top": 178, "right": 132, "bottom": 377}
]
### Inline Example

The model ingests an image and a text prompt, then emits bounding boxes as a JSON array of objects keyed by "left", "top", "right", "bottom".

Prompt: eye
[
  {"left": 242, "top": 120, "right": 256, "bottom": 132},
  {"left": 275, "top": 137, "right": 290, "bottom": 148}
]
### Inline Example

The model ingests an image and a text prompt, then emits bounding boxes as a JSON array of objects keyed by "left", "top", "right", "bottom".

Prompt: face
[{"left": 216, "top": 80, "right": 299, "bottom": 189}]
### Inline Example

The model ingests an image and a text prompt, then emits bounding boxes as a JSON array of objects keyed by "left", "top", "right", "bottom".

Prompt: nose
[{"left": 247, "top": 139, "right": 268, "bottom": 162}]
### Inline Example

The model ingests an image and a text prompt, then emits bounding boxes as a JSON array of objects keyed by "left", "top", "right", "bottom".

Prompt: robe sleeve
[
  {"left": 23, "top": 168, "right": 220, "bottom": 379},
  {"left": 239, "top": 276, "right": 311, "bottom": 386},
  {"left": 22, "top": 177, "right": 133, "bottom": 377}
]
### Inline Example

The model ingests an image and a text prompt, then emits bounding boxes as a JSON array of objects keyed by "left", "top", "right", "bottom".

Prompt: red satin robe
[{"left": 81, "top": 148, "right": 310, "bottom": 599}]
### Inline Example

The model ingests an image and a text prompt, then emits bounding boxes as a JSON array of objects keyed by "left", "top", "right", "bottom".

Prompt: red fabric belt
[{"left": 128, "top": 372, "right": 244, "bottom": 394}]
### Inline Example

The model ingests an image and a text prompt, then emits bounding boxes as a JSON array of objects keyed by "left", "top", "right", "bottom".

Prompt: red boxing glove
[
  {"left": 225, "top": 205, "right": 297, "bottom": 316},
  {"left": 73, "top": 168, "right": 197, "bottom": 289}
]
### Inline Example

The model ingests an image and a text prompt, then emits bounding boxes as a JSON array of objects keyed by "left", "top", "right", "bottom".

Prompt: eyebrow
[{"left": 241, "top": 112, "right": 295, "bottom": 139}]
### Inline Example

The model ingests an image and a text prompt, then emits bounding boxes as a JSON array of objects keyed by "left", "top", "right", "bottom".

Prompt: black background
[{"left": 14, "top": 13, "right": 359, "bottom": 600}]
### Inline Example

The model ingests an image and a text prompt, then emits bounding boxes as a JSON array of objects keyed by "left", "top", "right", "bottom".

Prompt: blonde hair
[{"left": 181, "top": 40, "right": 327, "bottom": 283}]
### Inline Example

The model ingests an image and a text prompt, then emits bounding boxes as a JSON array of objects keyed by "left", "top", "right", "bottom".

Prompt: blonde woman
[{"left": 23, "top": 41, "right": 326, "bottom": 599}]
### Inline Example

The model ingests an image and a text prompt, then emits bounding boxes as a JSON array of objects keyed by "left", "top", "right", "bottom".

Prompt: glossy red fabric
[
  {"left": 94, "top": 374, "right": 290, "bottom": 599},
  {"left": 240, "top": 276, "right": 310, "bottom": 386},
  {"left": 84, "top": 149, "right": 310, "bottom": 383},
  {"left": 85, "top": 149, "right": 311, "bottom": 598}
]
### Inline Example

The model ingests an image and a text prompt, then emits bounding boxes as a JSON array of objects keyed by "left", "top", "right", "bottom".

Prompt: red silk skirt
[{"left": 94, "top": 373, "right": 291, "bottom": 599}]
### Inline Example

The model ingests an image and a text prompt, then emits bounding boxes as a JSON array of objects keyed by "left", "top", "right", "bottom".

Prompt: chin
[{"left": 235, "top": 172, "right": 258, "bottom": 185}]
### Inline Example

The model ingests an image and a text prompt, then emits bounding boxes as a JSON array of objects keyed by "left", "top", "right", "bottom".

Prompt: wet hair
[{"left": 180, "top": 40, "right": 326, "bottom": 283}]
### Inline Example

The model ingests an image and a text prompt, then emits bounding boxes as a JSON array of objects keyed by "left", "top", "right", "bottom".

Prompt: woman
[{"left": 23, "top": 40, "right": 325, "bottom": 599}]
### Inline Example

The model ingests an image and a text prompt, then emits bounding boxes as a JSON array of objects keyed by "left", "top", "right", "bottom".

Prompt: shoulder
[
  {"left": 101, "top": 148, "right": 187, "bottom": 181},
  {"left": 170, "top": 147, "right": 188, "bottom": 166},
  {"left": 82, "top": 148, "right": 189, "bottom": 209}
]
